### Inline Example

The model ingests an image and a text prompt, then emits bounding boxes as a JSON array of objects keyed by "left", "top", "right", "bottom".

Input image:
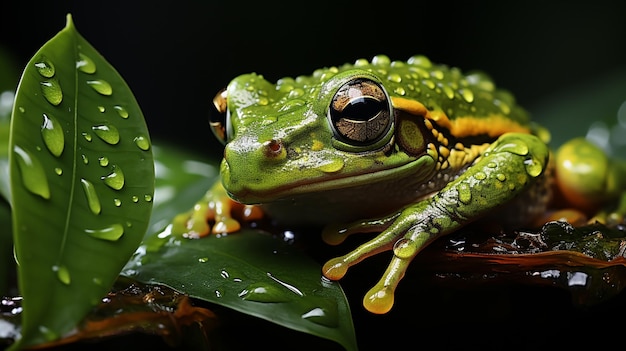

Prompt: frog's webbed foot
[
  {"left": 172, "top": 181, "right": 263, "bottom": 238},
  {"left": 322, "top": 132, "right": 551, "bottom": 314},
  {"left": 553, "top": 137, "right": 626, "bottom": 226}
]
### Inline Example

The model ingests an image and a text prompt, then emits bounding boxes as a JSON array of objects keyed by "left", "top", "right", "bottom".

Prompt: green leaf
[
  {"left": 122, "top": 144, "right": 356, "bottom": 349},
  {"left": 123, "top": 229, "right": 357, "bottom": 351},
  {"left": 9, "top": 14, "right": 154, "bottom": 348}
]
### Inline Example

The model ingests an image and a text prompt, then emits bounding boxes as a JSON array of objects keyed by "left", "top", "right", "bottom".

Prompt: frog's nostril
[{"left": 263, "top": 139, "right": 286, "bottom": 159}]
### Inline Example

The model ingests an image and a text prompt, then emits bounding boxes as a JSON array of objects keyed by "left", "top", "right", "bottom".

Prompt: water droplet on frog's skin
[
  {"left": 41, "top": 113, "right": 64, "bottom": 157},
  {"left": 92, "top": 123, "right": 120, "bottom": 145},
  {"left": 13, "top": 145, "right": 50, "bottom": 199},
  {"left": 524, "top": 158, "right": 544, "bottom": 178},
  {"left": 80, "top": 178, "right": 101, "bottom": 215},
  {"left": 98, "top": 156, "right": 109, "bottom": 167},
  {"left": 393, "top": 238, "right": 417, "bottom": 259},
  {"left": 52, "top": 265, "right": 71, "bottom": 285},
  {"left": 474, "top": 171, "right": 487, "bottom": 180},
  {"left": 34, "top": 56, "right": 55, "bottom": 78},
  {"left": 114, "top": 105, "right": 129, "bottom": 118},
  {"left": 318, "top": 158, "right": 344, "bottom": 173},
  {"left": 86, "top": 79, "right": 112, "bottom": 95},
  {"left": 40, "top": 79, "right": 63, "bottom": 105},
  {"left": 238, "top": 283, "right": 291, "bottom": 302},
  {"left": 458, "top": 183, "right": 472, "bottom": 204},
  {"left": 76, "top": 52, "right": 96, "bottom": 74},
  {"left": 459, "top": 88, "right": 474, "bottom": 103},
  {"left": 134, "top": 135, "right": 150, "bottom": 151},
  {"left": 85, "top": 223, "right": 124, "bottom": 241},
  {"left": 101, "top": 164, "right": 125, "bottom": 190}
]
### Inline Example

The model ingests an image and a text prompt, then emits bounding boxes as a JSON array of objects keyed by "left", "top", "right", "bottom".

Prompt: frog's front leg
[
  {"left": 322, "top": 132, "right": 550, "bottom": 314},
  {"left": 172, "top": 181, "right": 263, "bottom": 238}
]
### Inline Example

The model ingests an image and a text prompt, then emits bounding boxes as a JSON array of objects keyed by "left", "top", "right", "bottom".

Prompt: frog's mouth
[{"left": 221, "top": 154, "right": 437, "bottom": 205}]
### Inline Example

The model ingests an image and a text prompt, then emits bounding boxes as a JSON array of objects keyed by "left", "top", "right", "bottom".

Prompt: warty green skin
[{"left": 213, "top": 54, "right": 623, "bottom": 314}]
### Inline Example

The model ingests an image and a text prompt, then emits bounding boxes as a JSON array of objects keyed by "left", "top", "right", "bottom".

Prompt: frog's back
[{"left": 284, "top": 54, "right": 535, "bottom": 140}]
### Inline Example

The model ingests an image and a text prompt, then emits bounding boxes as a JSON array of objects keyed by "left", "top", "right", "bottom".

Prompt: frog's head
[
  {"left": 210, "top": 56, "right": 531, "bottom": 222},
  {"left": 211, "top": 67, "right": 440, "bottom": 208}
]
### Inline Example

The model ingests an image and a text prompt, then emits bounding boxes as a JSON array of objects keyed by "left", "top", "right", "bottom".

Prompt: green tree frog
[{"left": 195, "top": 55, "right": 626, "bottom": 314}]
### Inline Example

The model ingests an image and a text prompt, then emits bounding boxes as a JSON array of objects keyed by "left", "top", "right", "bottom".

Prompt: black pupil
[{"left": 342, "top": 97, "right": 384, "bottom": 121}]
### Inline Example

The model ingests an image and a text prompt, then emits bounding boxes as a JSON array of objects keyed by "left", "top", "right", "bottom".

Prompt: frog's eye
[
  {"left": 210, "top": 88, "right": 229, "bottom": 145},
  {"left": 328, "top": 78, "right": 392, "bottom": 146}
]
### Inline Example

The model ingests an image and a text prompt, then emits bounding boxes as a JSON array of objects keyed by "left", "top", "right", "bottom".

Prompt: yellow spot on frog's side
[{"left": 311, "top": 139, "right": 324, "bottom": 151}]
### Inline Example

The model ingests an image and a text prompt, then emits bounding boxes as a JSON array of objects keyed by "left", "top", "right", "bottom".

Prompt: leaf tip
[{"left": 65, "top": 13, "right": 74, "bottom": 29}]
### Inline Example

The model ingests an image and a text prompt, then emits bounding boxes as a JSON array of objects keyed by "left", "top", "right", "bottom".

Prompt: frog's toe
[
  {"left": 322, "top": 257, "right": 350, "bottom": 280},
  {"left": 211, "top": 217, "right": 241, "bottom": 234},
  {"left": 322, "top": 247, "right": 409, "bottom": 314},
  {"left": 363, "top": 254, "right": 413, "bottom": 314}
]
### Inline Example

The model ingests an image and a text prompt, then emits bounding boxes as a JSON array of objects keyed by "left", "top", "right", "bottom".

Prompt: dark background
[
  {"left": 2, "top": 2, "right": 626, "bottom": 350},
  {"left": 2, "top": 1, "right": 626, "bottom": 158}
]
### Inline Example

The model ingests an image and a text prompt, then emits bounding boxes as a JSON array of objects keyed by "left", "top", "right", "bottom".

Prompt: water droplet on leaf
[
  {"left": 41, "top": 113, "right": 64, "bottom": 157},
  {"left": 86, "top": 79, "right": 112, "bottom": 95},
  {"left": 114, "top": 105, "right": 129, "bottom": 118},
  {"left": 238, "top": 283, "right": 291, "bottom": 302},
  {"left": 133, "top": 135, "right": 150, "bottom": 151},
  {"left": 34, "top": 56, "right": 55, "bottom": 78},
  {"left": 92, "top": 123, "right": 120, "bottom": 144},
  {"left": 98, "top": 156, "right": 109, "bottom": 167},
  {"left": 38, "top": 325, "right": 58, "bottom": 341},
  {"left": 53, "top": 265, "right": 71, "bottom": 285},
  {"left": 300, "top": 297, "right": 339, "bottom": 327},
  {"left": 80, "top": 178, "right": 101, "bottom": 215},
  {"left": 40, "top": 79, "right": 63, "bottom": 105},
  {"left": 85, "top": 223, "right": 124, "bottom": 241},
  {"left": 76, "top": 52, "right": 96, "bottom": 74},
  {"left": 13, "top": 145, "right": 50, "bottom": 199},
  {"left": 101, "top": 164, "right": 125, "bottom": 190}
]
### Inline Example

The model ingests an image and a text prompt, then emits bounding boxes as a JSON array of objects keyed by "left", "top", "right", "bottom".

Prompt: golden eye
[
  {"left": 209, "top": 88, "right": 228, "bottom": 144},
  {"left": 328, "top": 78, "right": 392, "bottom": 145}
]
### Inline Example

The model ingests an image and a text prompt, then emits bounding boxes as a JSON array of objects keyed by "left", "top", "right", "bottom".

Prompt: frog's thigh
[{"left": 322, "top": 132, "right": 550, "bottom": 314}]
